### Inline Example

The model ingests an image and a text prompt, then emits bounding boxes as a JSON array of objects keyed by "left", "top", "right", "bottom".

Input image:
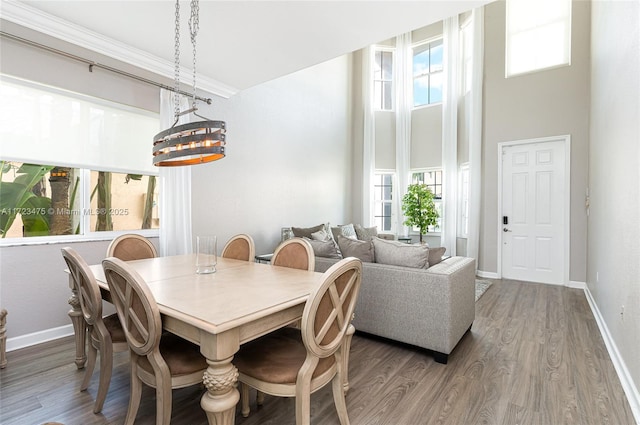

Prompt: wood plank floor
[{"left": 0, "top": 279, "right": 635, "bottom": 425}]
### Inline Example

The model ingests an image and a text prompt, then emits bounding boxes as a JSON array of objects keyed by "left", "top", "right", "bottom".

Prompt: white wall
[
  {"left": 191, "top": 55, "right": 353, "bottom": 255},
  {"left": 589, "top": 0, "right": 640, "bottom": 415}
]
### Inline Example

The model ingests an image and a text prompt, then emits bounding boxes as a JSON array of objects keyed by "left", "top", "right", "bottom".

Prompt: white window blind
[
  {"left": 505, "top": 0, "right": 571, "bottom": 77},
  {"left": 0, "top": 76, "right": 159, "bottom": 174}
]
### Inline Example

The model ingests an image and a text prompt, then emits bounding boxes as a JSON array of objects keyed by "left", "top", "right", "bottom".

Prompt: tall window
[
  {"left": 373, "top": 49, "right": 394, "bottom": 110},
  {"left": 505, "top": 0, "right": 572, "bottom": 77},
  {"left": 412, "top": 39, "right": 443, "bottom": 107},
  {"left": 373, "top": 172, "right": 394, "bottom": 232},
  {"left": 411, "top": 169, "right": 443, "bottom": 232}
]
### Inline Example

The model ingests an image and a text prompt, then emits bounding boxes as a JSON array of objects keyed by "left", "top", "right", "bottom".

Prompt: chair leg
[
  {"left": 81, "top": 341, "right": 97, "bottom": 392},
  {"left": 294, "top": 380, "right": 313, "bottom": 425},
  {"left": 332, "top": 373, "right": 350, "bottom": 425},
  {"left": 156, "top": 367, "right": 172, "bottom": 425},
  {"left": 93, "top": 342, "right": 113, "bottom": 413},
  {"left": 125, "top": 359, "right": 142, "bottom": 425},
  {"left": 341, "top": 324, "right": 355, "bottom": 394},
  {"left": 240, "top": 383, "right": 250, "bottom": 417},
  {"left": 256, "top": 390, "right": 265, "bottom": 405}
]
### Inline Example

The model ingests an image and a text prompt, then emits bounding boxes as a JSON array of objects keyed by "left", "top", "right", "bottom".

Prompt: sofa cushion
[
  {"left": 305, "top": 238, "right": 342, "bottom": 259},
  {"left": 337, "top": 235, "right": 374, "bottom": 263},
  {"left": 310, "top": 229, "right": 331, "bottom": 241},
  {"left": 291, "top": 223, "right": 326, "bottom": 239},
  {"left": 428, "top": 247, "right": 447, "bottom": 266},
  {"left": 331, "top": 224, "right": 357, "bottom": 241},
  {"left": 372, "top": 237, "right": 429, "bottom": 269},
  {"left": 354, "top": 224, "right": 378, "bottom": 241}
]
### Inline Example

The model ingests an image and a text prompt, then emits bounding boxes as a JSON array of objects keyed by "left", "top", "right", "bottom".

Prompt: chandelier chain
[
  {"left": 189, "top": 0, "right": 200, "bottom": 109},
  {"left": 173, "top": 0, "right": 181, "bottom": 118}
]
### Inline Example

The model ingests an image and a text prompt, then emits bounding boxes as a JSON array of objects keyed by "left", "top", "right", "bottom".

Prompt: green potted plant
[{"left": 401, "top": 183, "right": 439, "bottom": 244}]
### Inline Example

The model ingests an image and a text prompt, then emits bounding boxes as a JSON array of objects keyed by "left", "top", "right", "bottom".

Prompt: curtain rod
[{"left": 0, "top": 31, "right": 212, "bottom": 105}]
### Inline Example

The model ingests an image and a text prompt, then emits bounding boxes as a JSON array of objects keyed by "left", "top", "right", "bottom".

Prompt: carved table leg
[
  {"left": 201, "top": 357, "right": 240, "bottom": 425},
  {"left": 0, "top": 309, "right": 7, "bottom": 369},
  {"left": 342, "top": 323, "right": 355, "bottom": 393},
  {"left": 68, "top": 275, "right": 87, "bottom": 369}
]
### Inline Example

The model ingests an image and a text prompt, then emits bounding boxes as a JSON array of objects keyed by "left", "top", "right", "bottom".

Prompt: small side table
[
  {"left": 255, "top": 253, "right": 273, "bottom": 264},
  {"left": 397, "top": 237, "right": 412, "bottom": 244}
]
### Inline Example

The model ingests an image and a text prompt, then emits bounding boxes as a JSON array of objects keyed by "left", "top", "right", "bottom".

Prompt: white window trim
[
  {"left": 373, "top": 170, "right": 396, "bottom": 234},
  {"left": 373, "top": 46, "right": 395, "bottom": 112},
  {"left": 411, "top": 36, "right": 444, "bottom": 110}
]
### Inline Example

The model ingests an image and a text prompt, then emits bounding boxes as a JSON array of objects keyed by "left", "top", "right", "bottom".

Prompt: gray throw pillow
[
  {"left": 306, "top": 238, "right": 342, "bottom": 259},
  {"left": 372, "top": 237, "right": 429, "bottom": 269},
  {"left": 291, "top": 223, "right": 326, "bottom": 239},
  {"left": 428, "top": 246, "right": 447, "bottom": 266},
  {"left": 337, "top": 235, "right": 374, "bottom": 263},
  {"left": 310, "top": 229, "right": 331, "bottom": 241},
  {"left": 354, "top": 224, "right": 378, "bottom": 241},
  {"left": 331, "top": 223, "right": 357, "bottom": 241}
]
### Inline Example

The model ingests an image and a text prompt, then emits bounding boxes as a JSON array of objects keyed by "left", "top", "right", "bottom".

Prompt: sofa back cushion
[
  {"left": 337, "top": 235, "right": 374, "bottom": 263},
  {"left": 305, "top": 238, "right": 342, "bottom": 259},
  {"left": 372, "top": 237, "right": 430, "bottom": 269},
  {"left": 291, "top": 223, "right": 327, "bottom": 239},
  {"left": 428, "top": 247, "right": 447, "bottom": 266}
]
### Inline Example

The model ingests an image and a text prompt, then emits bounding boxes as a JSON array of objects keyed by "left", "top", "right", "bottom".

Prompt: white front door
[{"left": 500, "top": 137, "right": 569, "bottom": 285}]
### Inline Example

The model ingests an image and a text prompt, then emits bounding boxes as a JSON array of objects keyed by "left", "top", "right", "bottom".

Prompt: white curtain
[
  {"left": 394, "top": 33, "right": 412, "bottom": 236},
  {"left": 159, "top": 88, "right": 193, "bottom": 256},
  {"left": 467, "top": 8, "right": 484, "bottom": 265},
  {"left": 362, "top": 47, "right": 376, "bottom": 227},
  {"left": 441, "top": 16, "right": 459, "bottom": 255}
]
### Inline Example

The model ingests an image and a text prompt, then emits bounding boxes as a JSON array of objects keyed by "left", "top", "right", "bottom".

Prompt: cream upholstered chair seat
[
  {"left": 235, "top": 257, "right": 362, "bottom": 425},
  {"left": 221, "top": 233, "right": 255, "bottom": 261},
  {"left": 107, "top": 233, "right": 158, "bottom": 261},
  {"left": 61, "top": 247, "right": 129, "bottom": 414},
  {"left": 102, "top": 257, "right": 207, "bottom": 425}
]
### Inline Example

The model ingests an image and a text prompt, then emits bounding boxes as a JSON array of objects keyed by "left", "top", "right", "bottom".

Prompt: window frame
[
  {"left": 372, "top": 171, "right": 395, "bottom": 233},
  {"left": 505, "top": 0, "right": 572, "bottom": 78},
  {"left": 411, "top": 37, "right": 444, "bottom": 110},
  {"left": 0, "top": 161, "right": 159, "bottom": 247},
  {"left": 373, "top": 47, "right": 395, "bottom": 111}
]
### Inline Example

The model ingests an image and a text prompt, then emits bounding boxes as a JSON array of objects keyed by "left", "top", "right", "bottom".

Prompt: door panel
[{"left": 501, "top": 139, "right": 566, "bottom": 284}]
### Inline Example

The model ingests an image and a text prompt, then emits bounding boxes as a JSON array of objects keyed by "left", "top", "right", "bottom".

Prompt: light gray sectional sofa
[{"left": 314, "top": 255, "right": 476, "bottom": 364}]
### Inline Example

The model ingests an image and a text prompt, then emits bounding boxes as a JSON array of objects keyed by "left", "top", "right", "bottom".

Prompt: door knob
[{"left": 503, "top": 227, "right": 512, "bottom": 232}]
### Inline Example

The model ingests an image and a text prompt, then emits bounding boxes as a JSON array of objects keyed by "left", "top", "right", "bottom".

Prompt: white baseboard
[
  {"left": 584, "top": 286, "right": 640, "bottom": 424},
  {"left": 6, "top": 324, "right": 75, "bottom": 352},
  {"left": 568, "top": 280, "right": 586, "bottom": 289},
  {"left": 477, "top": 270, "right": 499, "bottom": 279}
]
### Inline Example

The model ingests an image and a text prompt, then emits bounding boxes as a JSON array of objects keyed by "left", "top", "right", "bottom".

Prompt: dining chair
[
  {"left": 102, "top": 257, "right": 208, "bottom": 425},
  {"left": 235, "top": 257, "right": 362, "bottom": 424},
  {"left": 271, "top": 237, "right": 315, "bottom": 271},
  {"left": 60, "top": 247, "right": 128, "bottom": 414},
  {"left": 221, "top": 233, "right": 255, "bottom": 261},
  {"left": 107, "top": 233, "right": 158, "bottom": 261}
]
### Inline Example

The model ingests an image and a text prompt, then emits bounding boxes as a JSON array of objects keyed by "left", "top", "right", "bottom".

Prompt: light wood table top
[{"left": 90, "top": 254, "right": 325, "bottom": 425}]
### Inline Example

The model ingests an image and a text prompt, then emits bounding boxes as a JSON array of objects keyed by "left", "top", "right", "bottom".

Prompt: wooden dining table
[{"left": 71, "top": 254, "right": 325, "bottom": 425}]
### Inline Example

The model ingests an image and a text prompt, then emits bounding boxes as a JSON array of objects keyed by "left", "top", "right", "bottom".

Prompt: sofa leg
[{"left": 432, "top": 351, "right": 449, "bottom": 364}]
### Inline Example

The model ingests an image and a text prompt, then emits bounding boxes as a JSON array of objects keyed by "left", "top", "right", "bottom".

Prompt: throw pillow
[
  {"left": 291, "top": 223, "right": 326, "bottom": 239},
  {"left": 331, "top": 223, "right": 357, "bottom": 241},
  {"left": 354, "top": 224, "right": 378, "bottom": 241},
  {"left": 371, "top": 237, "right": 430, "bottom": 269},
  {"left": 305, "top": 238, "right": 342, "bottom": 259},
  {"left": 310, "top": 229, "right": 331, "bottom": 241},
  {"left": 428, "top": 246, "right": 447, "bottom": 266},
  {"left": 337, "top": 235, "right": 374, "bottom": 263}
]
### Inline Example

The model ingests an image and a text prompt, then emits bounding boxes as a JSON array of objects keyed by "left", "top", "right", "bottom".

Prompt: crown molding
[{"left": 0, "top": 0, "right": 237, "bottom": 98}]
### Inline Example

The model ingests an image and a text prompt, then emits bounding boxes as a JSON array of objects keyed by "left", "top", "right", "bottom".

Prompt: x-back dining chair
[
  {"left": 102, "top": 257, "right": 208, "bottom": 425},
  {"left": 107, "top": 233, "right": 158, "bottom": 261},
  {"left": 221, "top": 233, "right": 255, "bottom": 261},
  {"left": 271, "top": 237, "right": 315, "bottom": 271},
  {"left": 235, "top": 257, "right": 363, "bottom": 425},
  {"left": 61, "top": 247, "right": 128, "bottom": 414}
]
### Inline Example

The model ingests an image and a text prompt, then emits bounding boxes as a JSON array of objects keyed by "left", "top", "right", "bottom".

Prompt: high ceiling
[{"left": 3, "top": 1, "right": 491, "bottom": 97}]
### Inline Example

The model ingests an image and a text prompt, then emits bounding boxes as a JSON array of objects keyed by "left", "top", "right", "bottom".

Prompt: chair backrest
[
  {"left": 301, "top": 257, "right": 362, "bottom": 358},
  {"left": 271, "top": 238, "right": 315, "bottom": 271},
  {"left": 61, "top": 247, "right": 103, "bottom": 327},
  {"left": 102, "top": 257, "right": 162, "bottom": 357},
  {"left": 221, "top": 234, "right": 255, "bottom": 261},
  {"left": 107, "top": 234, "right": 158, "bottom": 261}
]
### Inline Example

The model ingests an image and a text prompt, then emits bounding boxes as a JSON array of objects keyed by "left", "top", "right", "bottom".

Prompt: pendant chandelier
[{"left": 153, "top": 0, "right": 226, "bottom": 167}]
